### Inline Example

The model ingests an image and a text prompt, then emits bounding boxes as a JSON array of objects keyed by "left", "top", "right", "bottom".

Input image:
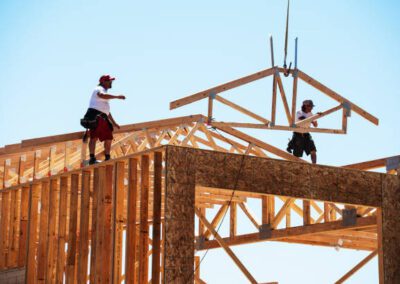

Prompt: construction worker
[
  {"left": 287, "top": 100, "right": 318, "bottom": 163},
  {"left": 84, "top": 75, "right": 126, "bottom": 165}
]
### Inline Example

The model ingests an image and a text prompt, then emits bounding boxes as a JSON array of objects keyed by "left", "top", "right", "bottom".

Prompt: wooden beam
[
  {"left": 195, "top": 208, "right": 258, "bottom": 284},
  {"left": 335, "top": 250, "right": 378, "bottom": 284},
  {"left": 126, "top": 158, "right": 138, "bottom": 284},
  {"left": 271, "top": 71, "right": 277, "bottom": 125},
  {"left": 343, "top": 155, "right": 400, "bottom": 171},
  {"left": 170, "top": 68, "right": 275, "bottom": 110},
  {"left": 46, "top": 179, "right": 60, "bottom": 282},
  {"left": 295, "top": 105, "right": 343, "bottom": 127},
  {"left": 56, "top": 177, "right": 68, "bottom": 284},
  {"left": 37, "top": 181, "right": 50, "bottom": 283},
  {"left": 151, "top": 152, "right": 162, "bottom": 284},
  {"left": 215, "top": 95, "right": 270, "bottom": 124},
  {"left": 276, "top": 72, "right": 292, "bottom": 123},
  {"left": 297, "top": 69, "right": 379, "bottom": 125},
  {"left": 18, "top": 186, "right": 29, "bottom": 267},
  {"left": 139, "top": 155, "right": 150, "bottom": 284}
]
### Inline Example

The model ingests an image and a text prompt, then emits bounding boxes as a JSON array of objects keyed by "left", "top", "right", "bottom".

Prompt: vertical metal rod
[
  {"left": 294, "top": 37, "right": 298, "bottom": 69},
  {"left": 269, "top": 35, "right": 275, "bottom": 67}
]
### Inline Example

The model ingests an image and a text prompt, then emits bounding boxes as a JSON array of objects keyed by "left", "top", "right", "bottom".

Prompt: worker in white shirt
[
  {"left": 287, "top": 100, "right": 318, "bottom": 163},
  {"left": 83, "top": 75, "right": 126, "bottom": 164}
]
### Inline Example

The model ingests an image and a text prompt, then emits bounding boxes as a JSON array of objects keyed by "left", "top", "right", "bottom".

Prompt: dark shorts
[{"left": 288, "top": 132, "right": 316, "bottom": 157}]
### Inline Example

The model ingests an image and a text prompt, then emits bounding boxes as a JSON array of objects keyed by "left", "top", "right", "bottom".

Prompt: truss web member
[
  {"left": 83, "top": 75, "right": 126, "bottom": 165},
  {"left": 287, "top": 100, "right": 318, "bottom": 163}
]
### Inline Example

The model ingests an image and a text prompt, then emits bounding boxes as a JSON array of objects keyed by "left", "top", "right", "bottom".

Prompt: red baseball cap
[{"left": 99, "top": 75, "right": 116, "bottom": 83}]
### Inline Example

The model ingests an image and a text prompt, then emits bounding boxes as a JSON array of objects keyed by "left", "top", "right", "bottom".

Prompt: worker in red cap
[
  {"left": 287, "top": 99, "right": 318, "bottom": 163},
  {"left": 83, "top": 74, "right": 126, "bottom": 164}
]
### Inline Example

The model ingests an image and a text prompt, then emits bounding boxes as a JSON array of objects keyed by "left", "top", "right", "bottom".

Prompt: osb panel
[
  {"left": 166, "top": 146, "right": 382, "bottom": 206},
  {"left": 164, "top": 148, "right": 195, "bottom": 283},
  {"left": 381, "top": 174, "right": 400, "bottom": 283}
]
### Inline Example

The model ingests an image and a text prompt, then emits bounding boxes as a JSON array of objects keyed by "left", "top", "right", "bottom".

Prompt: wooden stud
[
  {"left": 207, "top": 94, "right": 214, "bottom": 124},
  {"left": 46, "top": 179, "right": 60, "bottom": 282},
  {"left": 0, "top": 191, "right": 10, "bottom": 269},
  {"left": 89, "top": 168, "right": 99, "bottom": 284},
  {"left": 25, "top": 183, "right": 41, "bottom": 283},
  {"left": 8, "top": 189, "right": 20, "bottom": 268},
  {"left": 94, "top": 167, "right": 106, "bottom": 284},
  {"left": 275, "top": 72, "right": 292, "bottom": 123},
  {"left": 112, "top": 162, "right": 125, "bottom": 284},
  {"left": 230, "top": 202, "right": 237, "bottom": 238},
  {"left": 303, "top": 200, "right": 311, "bottom": 225},
  {"left": 126, "top": 158, "right": 138, "bottom": 284},
  {"left": 271, "top": 71, "right": 277, "bottom": 125},
  {"left": 77, "top": 171, "right": 91, "bottom": 283},
  {"left": 101, "top": 164, "right": 114, "bottom": 283},
  {"left": 290, "top": 72, "right": 298, "bottom": 126},
  {"left": 18, "top": 155, "right": 26, "bottom": 184},
  {"left": 65, "top": 174, "right": 79, "bottom": 284},
  {"left": 376, "top": 208, "right": 384, "bottom": 284},
  {"left": 37, "top": 181, "right": 50, "bottom": 283},
  {"left": 56, "top": 176, "right": 69, "bottom": 284},
  {"left": 18, "top": 186, "right": 30, "bottom": 267},
  {"left": 152, "top": 152, "right": 163, "bottom": 283},
  {"left": 139, "top": 155, "right": 150, "bottom": 284}
]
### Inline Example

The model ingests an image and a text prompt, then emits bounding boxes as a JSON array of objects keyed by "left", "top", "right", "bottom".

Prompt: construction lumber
[
  {"left": 297, "top": 70, "right": 379, "bottom": 125},
  {"left": 37, "top": 181, "right": 50, "bottom": 283},
  {"left": 56, "top": 176, "right": 68, "bottom": 284},
  {"left": 295, "top": 105, "right": 343, "bottom": 127},
  {"left": 18, "top": 186, "right": 29, "bottom": 267},
  {"left": 343, "top": 155, "right": 400, "bottom": 171},
  {"left": 170, "top": 68, "right": 275, "bottom": 109},
  {"left": 195, "top": 207, "right": 258, "bottom": 284},
  {"left": 46, "top": 179, "right": 60, "bottom": 282},
  {"left": 125, "top": 158, "right": 138, "bottom": 284},
  {"left": 139, "top": 155, "right": 150, "bottom": 284}
]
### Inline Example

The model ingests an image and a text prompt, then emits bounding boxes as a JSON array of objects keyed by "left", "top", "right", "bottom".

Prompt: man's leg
[
  {"left": 89, "top": 137, "right": 98, "bottom": 164},
  {"left": 104, "top": 139, "right": 112, "bottom": 161},
  {"left": 311, "top": 150, "right": 317, "bottom": 164}
]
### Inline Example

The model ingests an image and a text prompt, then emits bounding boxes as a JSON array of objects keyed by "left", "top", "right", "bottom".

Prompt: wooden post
[
  {"left": 152, "top": 152, "right": 163, "bottom": 283},
  {"left": 324, "top": 203, "right": 330, "bottom": 222},
  {"left": 208, "top": 94, "right": 214, "bottom": 124},
  {"left": 377, "top": 208, "right": 384, "bottom": 284},
  {"left": 101, "top": 164, "right": 114, "bottom": 283},
  {"left": 8, "top": 189, "right": 20, "bottom": 268},
  {"left": 56, "top": 176, "right": 69, "bottom": 284},
  {"left": 18, "top": 155, "right": 26, "bottom": 184},
  {"left": 94, "top": 167, "right": 106, "bottom": 284},
  {"left": 37, "top": 181, "right": 50, "bottom": 283},
  {"left": 303, "top": 200, "right": 311, "bottom": 225},
  {"left": 46, "top": 179, "right": 60, "bottom": 282},
  {"left": 291, "top": 70, "right": 298, "bottom": 126},
  {"left": 0, "top": 191, "right": 10, "bottom": 269},
  {"left": 25, "top": 183, "right": 40, "bottom": 284},
  {"left": 18, "top": 186, "right": 30, "bottom": 267},
  {"left": 77, "top": 171, "right": 91, "bottom": 283},
  {"left": 271, "top": 70, "right": 277, "bottom": 125},
  {"left": 65, "top": 174, "right": 79, "bottom": 284},
  {"left": 112, "top": 162, "right": 125, "bottom": 284},
  {"left": 125, "top": 158, "right": 138, "bottom": 284},
  {"left": 139, "top": 155, "right": 150, "bottom": 284},
  {"left": 89, "top": 168, "right": 99, "bottom": 284},
  {"left": 230, "top": 202, "right": 237, "bottom": 238}
]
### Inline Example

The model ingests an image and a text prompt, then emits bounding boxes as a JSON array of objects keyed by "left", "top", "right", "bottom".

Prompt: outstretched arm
[{"left": 98, "top": 93, "right": 126, "bottom": 100}]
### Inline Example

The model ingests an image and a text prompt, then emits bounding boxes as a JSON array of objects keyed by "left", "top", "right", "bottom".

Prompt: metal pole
[
  {"left": 270, "top": 35, "right": 275, "bottom": 67},
  {"left": 294, "top": 37, "right": 298, "bottom": 69}
]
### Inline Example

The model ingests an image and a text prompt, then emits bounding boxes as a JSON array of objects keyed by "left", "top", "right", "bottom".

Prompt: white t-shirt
[
  {"left": 296, "top": 110, "right": 314, "bottom": 128},
  {"left": 89, "top": 86, "right": 110, "bottom": 115}
]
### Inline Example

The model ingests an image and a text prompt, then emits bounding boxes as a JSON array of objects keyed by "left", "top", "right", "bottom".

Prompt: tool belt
[{"left": 80, "top": 108, "right": 103, "bottom": 130}]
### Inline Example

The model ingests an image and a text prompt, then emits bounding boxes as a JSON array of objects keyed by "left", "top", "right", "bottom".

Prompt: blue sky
[{"left": 1, "top": 1, "right": 399, "bottom": 283}]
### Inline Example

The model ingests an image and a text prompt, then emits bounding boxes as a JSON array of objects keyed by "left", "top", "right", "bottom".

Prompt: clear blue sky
[{"left": 1, "top": 1, "right": 399, "bottom": 283}]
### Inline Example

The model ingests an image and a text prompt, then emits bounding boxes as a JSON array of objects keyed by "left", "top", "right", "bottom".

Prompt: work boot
[{"left": 89, "top": 157, "right": 98, "bottom": 165}]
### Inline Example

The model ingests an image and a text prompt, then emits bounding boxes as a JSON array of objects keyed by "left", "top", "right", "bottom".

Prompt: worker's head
[
  {"left": 302, "top": 99, "right": 314, "bottom": 113},
  {"left": 99, "top": 75, "right": 115, "bottom": 89}
]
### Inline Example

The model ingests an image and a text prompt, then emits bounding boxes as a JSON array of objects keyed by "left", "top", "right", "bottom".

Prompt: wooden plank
[
  {"left": 8, "top": 189, "right": 20, "bottom": 268},
  {"left": 18, "top": 186, "right": 30, "bottom": 267},
  {"left": 194, "top": 256, "right": 200, "bottom": 284},
  {"left": 56, "top": 176, "right": 69, "bottom": 284},
  {"left": 275, "top": 72, "right": 292, "bottom": 123},
  {"left": 215, "top": 95, "right": 270, "bottom": 124},
  {"left": 18, "top": 155, "right": 26, "bottom": 184},
  {"left": 207, "top": 95, "right": 214, "bottom": 123},
  {"left": 295, "top": 105, "right": 343, "bottom": 127},
  {"left": 89, "top": 168, "right": 99, "bottom": 284},
  {"left": 151, "top": 152, "right": 163, "bottom": 283},
  {"left": 291, "top": 72, "right": 298, "bottom": 126},
  {"left": 37, "top": 181, "right": 50, "bottom": 283},
  {"left": 170, "top": 68, "right": 275, "bottom": 110},
  {"left": 342, "top": 155, "right": 400, "bottom": 171},
  {"left": 203, "top": 204, "right": 229, "bottom": 239},
  {"left": 303, "top": 200, "right": 311, "bottom": 225},
  {"left": 269, "top": 124, "right": 346, "bottom": 134},
  {"left": 77, "top": 171, "right": 91, "bottom": 283},
  {"left": 46, "top": 179, "right": 60, "bottom": 282},
  {"left": 297, "top": 69, "right": 379, "bottom": 125},
  {"left": 26, "top": 183, "right": 40, "bottom": 283},
  {"left": 94, "top": 167, "right": 106, "bottom": 284},
  {"left": 195, "top": 208, "right": 258, "bottom": 284},
  {"left": 230, "top": 202, "right": 237, "bottom": 238},
  {"left": 0, "top": 191, "right": 10, "bottom": 269},
  {"left": 65, "top": 174, "right": 79, "bottom": 284},
  {"left": 342, "top": 106, "right": 348, "bottom": 133},
  {"left": 272, "top": 198, "right": 293, "bottom": 229},
  {"left": 335, "top": 250, "right": 378, "bottom": 284},
  {"left": 112, "top": 162, "right": 125, "bottom": 284},
  {"left": 125, "top": 158, "right": 138, "bottom": 284},
  {"left": 101, "top": 164, "right": 114, "bottom": 283},
  {"left": 212, "top": 124, "right": 303, "bottom": 161},
  {"left": 139, "top": 155, "right": 150, "bottom": 284},
  {"left": 271, "top": 72, "right": 277, "bottom": 125}
]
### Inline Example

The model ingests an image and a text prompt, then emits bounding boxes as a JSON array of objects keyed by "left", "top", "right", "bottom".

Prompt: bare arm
[
  {"left": 98, "top": 92, "right": 126, "bottom": 100},
  {"left": 108, "top": 113, "right": 120, "bottom": 129}
]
